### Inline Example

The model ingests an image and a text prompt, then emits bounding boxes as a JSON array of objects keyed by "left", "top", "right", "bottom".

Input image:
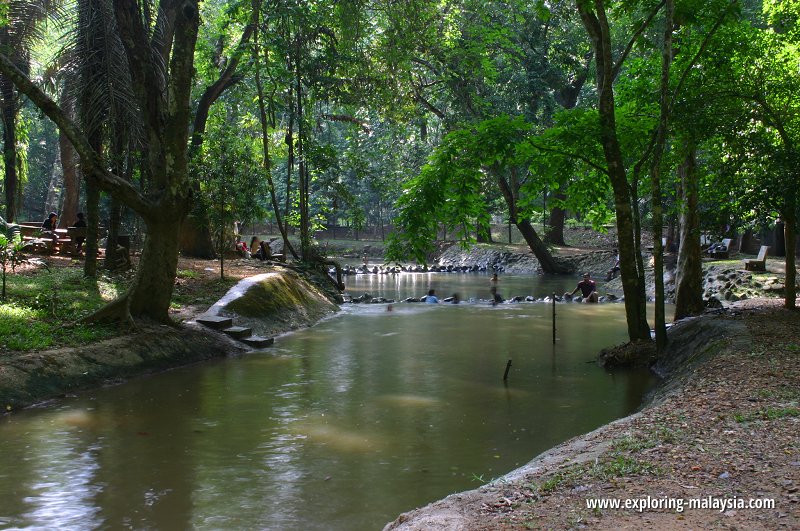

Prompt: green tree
[{"left": 0, "top": 0, "right": 202, "bottom": 323}]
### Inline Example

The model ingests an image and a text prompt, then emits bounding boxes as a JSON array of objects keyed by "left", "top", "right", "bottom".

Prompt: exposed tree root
[{"left": 80, "top": 293, "right": 136, "bottom": 331}]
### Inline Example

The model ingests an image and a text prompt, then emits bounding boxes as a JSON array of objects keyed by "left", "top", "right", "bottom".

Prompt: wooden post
[
  {"left": 552, "top": 292, "right": 556, "bottom": 345},
  {"left": 503, "top": 359, "right": 512, "bottom": 381}
]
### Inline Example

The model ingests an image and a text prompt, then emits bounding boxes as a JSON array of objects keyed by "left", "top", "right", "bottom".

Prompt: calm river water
[{"left": 0, "top": 273, "right": 662, "bottom": 530}]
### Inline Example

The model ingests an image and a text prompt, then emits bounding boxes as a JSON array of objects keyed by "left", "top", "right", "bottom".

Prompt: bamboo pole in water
[
  {"left": 503, "top": 359, "right": 512, "bottom": 381},
  {"left": 552, "top": 293, "right": 556, "bottom": 344}
]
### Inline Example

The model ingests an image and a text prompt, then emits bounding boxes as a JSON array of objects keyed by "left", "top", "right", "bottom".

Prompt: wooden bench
[
  {"left": 708, "top": 238, "right": 732, "bottom": 259},
  {"left": 744, "top": 245, "right": 769, "bottom": 271}
]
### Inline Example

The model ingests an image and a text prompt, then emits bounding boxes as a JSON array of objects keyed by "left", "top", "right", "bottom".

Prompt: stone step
[
  {"left": 241, "top": 335, "right": 275, "bottom": 349},
  {"left": 222, "top": 326, "right": 252, "bottom": 339},
  {"left": 196, "top": 315, "right": 233, "bottom": 330}
]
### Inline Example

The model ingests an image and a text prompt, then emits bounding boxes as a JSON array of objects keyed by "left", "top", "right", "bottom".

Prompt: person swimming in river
[
  {"left": 424, "top": 289, "right": 439, "bottom": 303},
  {"left": 569, "top": 272, "right": 599, "bottom": 303}
]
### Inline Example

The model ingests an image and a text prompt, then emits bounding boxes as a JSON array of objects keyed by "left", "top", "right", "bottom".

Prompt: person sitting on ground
[
  {"left": 71, "top": 212, "right": 87, "bottom": 254},
  {"left": 606, "top": 249, "right": 620, "bottom": 281},
  {"left": 569, "top": 272, "right": 599, "bottom": 303},
  {"left": 235, "top": 240, "right": 250, "bottom": 258},
  {"left": 249, "top": 236, "right": 259, "bottom": 258},
  {"left": 424, "top": 289, "right": 439, "bottom": 303},
  {"left": 255, "top": 240, "right": 271, "bottom": 261}
]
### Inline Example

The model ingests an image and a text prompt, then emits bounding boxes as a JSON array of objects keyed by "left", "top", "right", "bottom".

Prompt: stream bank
[
  {"left": 385, "top": 302, "right": 800, "bottom": 530},
  {"left": 0, "top": 268, "right": 339, "bottom": 412}
]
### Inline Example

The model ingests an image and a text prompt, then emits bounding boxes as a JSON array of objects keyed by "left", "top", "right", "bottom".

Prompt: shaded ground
[{"left": 386, "top": 301, "right": 800, "bottom": 530}]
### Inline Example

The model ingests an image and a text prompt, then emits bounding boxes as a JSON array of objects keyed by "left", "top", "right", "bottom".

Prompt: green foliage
[
  {"left": 196, "top": 107, "right": 272, "bottom": 252},
  {"left": 176, "top": 269, "right": 200, "bottom": 280}
]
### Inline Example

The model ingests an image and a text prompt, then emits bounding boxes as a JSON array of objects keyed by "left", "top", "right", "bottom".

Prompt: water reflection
[{"left": 0, "top": 273, "right": 665, "bottom": 531}]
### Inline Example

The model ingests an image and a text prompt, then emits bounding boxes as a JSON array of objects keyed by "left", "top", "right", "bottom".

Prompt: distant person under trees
[
  {"left": 41, "top": 212, "right": 58, "bottom": 231},
  {"left": 71, "top": 212, "right": 87, "bottom": 254},
  {"left": 606, "top": 250, "right": 620, "bottom": 281},
  {"left": 40, "top": 212, "right": 59, "bottom": 245},
  {"left": 255, "top": 240, "right": 271, "bottom": 261}
]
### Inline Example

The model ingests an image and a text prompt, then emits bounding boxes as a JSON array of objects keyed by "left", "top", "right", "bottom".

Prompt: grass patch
[
  {"left": 612, "top": 425, "right": 682, "bottom": 454},
  {"left": 176, "top": 269, "right": 200, "bottom": 279},
  {"left": 536, "top": 455, "right": 661, "bottom": 495},
  {"left": 588, "top": 455, "right": 661, "bottom": 480},
  {"left": 0, "top": 266, "right": 129, "bottom": 352},
  {"left": 734, "top": 407, "right": 800, "bottom": 423},
  {"left": 757, "top": 387, "right": 800, "bottom": 400}
]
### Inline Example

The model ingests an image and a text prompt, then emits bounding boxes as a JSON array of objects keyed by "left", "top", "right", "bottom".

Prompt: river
[{"left": 0, "top": 273, "right": 661, "bottom": 530}]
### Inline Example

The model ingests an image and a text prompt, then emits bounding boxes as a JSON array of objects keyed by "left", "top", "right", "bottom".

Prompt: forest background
[{"left": 1, "top": 0, "right": 799, "bottom": 346}]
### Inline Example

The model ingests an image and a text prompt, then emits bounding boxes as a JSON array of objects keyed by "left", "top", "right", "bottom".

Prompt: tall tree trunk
[
  {"left": 674, "top": 147, "right": 705, "bottom": 319},
  {"left": 517, "top": 218, "right": 565, "bottom": 272},
  {"left": 84, "top": 182, "right": 100, "bottom": 278},
  {"left": 44, "top": 150, "right": 63, "bottom": 217},
  {"left": 649, "top": 0, "right": 674, "bottom": 353},
  {"left": 58, "top": 128, "right": 80, "bottom": 228},
  {"left": 784, "top": 200, "right": 797, "bottom": 309},
  {"left": 284, "top": 83, "right": 294, "bottom": 241},
  {"left": 1, "top": 82, "right": 18, "bottom": 222},
  {"left": 126, "top": 219, "right": 181, "bottom": 320},
  {"left": 495, "top": 168, "right": 567, "bottom": 273},
  {"left": 578, "top": 2, "right": 651, "bottom": 342},
  {"left": 252, "top": 0, "right": 297, "bottom": 259},
  {"left": 545, "top": 192, "right": 567, "bottom": 245},
  {"left": 104, "top": 198, "right": 121, "bottom": 269},
  {"left": 294, "top": 36, "right": 311, "bottom": 259}
]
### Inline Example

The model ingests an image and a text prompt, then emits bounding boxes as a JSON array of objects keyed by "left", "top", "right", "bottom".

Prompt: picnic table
[{"left": 17, "top": 222, "right": 109, "bottom": 256}]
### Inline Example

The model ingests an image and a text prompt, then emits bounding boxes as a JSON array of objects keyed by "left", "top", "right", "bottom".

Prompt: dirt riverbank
[{"left": 385, "top": 300, "right": 800, "bottom": 530}]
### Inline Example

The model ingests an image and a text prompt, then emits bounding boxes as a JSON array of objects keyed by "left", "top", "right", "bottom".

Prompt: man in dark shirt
[{"left": 570, "top": 272, "right": 599, "bottom": 303}]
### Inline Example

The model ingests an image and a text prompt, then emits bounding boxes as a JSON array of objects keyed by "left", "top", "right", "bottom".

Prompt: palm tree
[
  {"left": 0, "top": 0, "right": 202, "bottom": 323},
  {"left": 58, "top": 0, "right": 140, "bottom": 276},
  {"left": 0, "top": 0, "right": 62, "bottom": 222}
]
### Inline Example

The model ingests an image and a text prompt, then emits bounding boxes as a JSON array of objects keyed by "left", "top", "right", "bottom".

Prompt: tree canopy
[{"left": 0, "top": 0, "right": 797, "bottom": 338}]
